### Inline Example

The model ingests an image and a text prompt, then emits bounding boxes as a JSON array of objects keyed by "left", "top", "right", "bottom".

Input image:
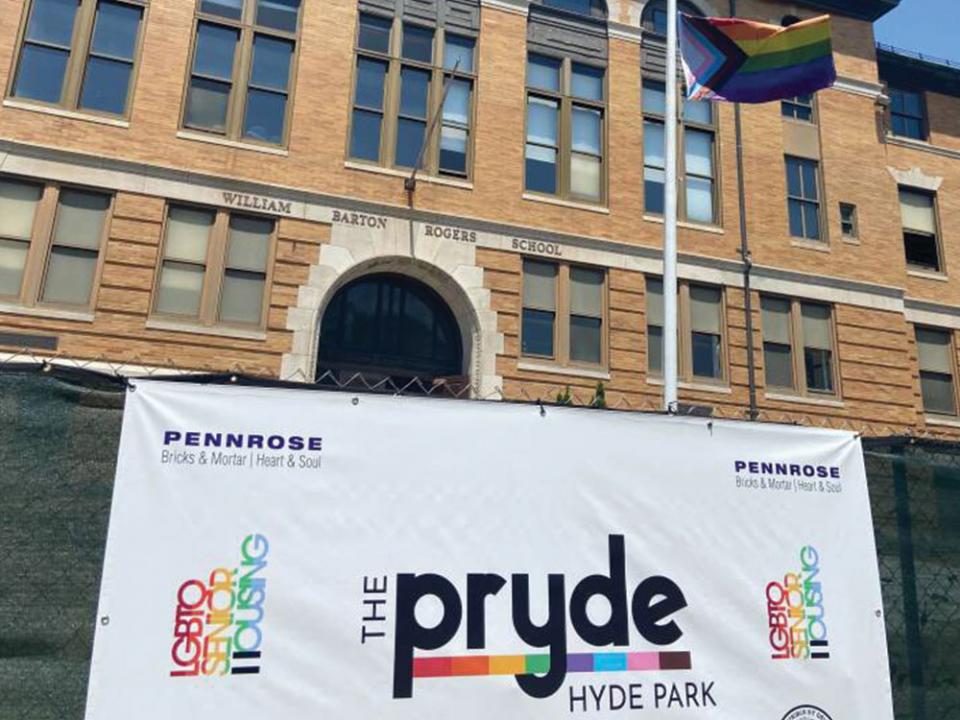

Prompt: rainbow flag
[{"left": 679, "top": 14, "right": 837, "bottom": 103}]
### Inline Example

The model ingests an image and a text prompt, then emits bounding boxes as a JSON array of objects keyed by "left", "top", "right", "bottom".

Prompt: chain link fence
[
  {"left": 0, "top": 349, "right": 942, "bottom": 437},
  {"left": 864, "top": 438, "right": 960, "bottom": 720},
  {"left": 2, "top": 362, "right": 958, "bottom": 719}
]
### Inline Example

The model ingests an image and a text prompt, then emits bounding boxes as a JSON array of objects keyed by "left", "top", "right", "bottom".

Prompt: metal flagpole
[
  {"left": 729, "top": 0, "right": 759, "bottom": 420},
  {"left": 663, "top": 0, "right": 679, "bottom": 413}
]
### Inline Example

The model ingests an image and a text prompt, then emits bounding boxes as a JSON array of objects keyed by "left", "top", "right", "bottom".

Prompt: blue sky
[{"left": 874, "top": 0, "right": 959, "bottom": 63}]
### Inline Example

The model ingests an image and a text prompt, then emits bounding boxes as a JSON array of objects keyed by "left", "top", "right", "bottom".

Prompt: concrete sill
[
  {"left": 344, "top": 161, "right": 473, "bottom": 190},
  {"left": 765, "top": 392, "right": 844, "bottom": 408},
  {"left": 907, "top": 269, "right": 949, "bottom": 282},
  {"left": 791, "top": 239, "right": 831, "bottom": 253},
  {"left": 522, "top": 193, "right": 610, "bottom": 215},
  {"left": 925, "top": 415, "right": 960, "bottom": 429},
  {"left": 2, "top": 99, "right": 130, "bottom": 128},
  {"left": 0, "top": 302, "right": 94, "bottom": 323},
  {"left": 517, "top": 360, "right": 611, "bottom": 381},
  {"left": 643, "top": 215, "right": 725, "bottom": 235},
  {"left": 146, "top": 318, "right": 267, "bottom": 341},
  {"left": 886, "top": 134, "right": 960, "bottom": 161},
  {"left": 782, "top": 117, "right": 817, "bottom": 128},
  {"left": 176, "top": 130, "right": 289, "bottom": 157},
  {"left": 647, "top": 376, "right": 733, "bottom": 395}
]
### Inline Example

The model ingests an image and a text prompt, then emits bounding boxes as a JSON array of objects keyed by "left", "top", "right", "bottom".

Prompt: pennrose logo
[{"left": 170, "top": 534, "right": 269, "bottom": 678}]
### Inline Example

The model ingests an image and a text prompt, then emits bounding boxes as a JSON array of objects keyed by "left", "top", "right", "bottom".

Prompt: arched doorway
[{"left": 316, "top": 273, "right": 465, "bottom": 392}]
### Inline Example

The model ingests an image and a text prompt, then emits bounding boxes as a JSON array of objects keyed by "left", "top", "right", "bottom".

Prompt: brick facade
[{"left": 0, "top": 0, "right": 957, "bottom": 437}]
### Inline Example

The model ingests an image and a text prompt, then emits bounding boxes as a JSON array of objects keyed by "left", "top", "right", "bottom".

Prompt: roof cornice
[{"left": 791, "top": 0, "right": 900, "bottom": 21}]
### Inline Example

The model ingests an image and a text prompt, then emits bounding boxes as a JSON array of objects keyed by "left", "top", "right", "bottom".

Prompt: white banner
[{"left": 85, "top": 380, "right": 893, "bottom": 720}]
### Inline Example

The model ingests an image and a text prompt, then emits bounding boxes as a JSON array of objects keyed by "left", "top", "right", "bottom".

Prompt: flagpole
[
  {"left": 729, "top": 0, "right": 759, "bottom": 421},
  {"left": 663, "top": 0, "right": 679, "bottom": 413}
]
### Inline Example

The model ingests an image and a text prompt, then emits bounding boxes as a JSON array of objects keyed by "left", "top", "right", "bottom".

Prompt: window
[
  {"left": 760, "top": 296, "right": 793, "bottom": 390},
  {"left": 761, "top": 296, "right": 837, "bottom": 396},
  {"left": 184, "top": 0, "right": 301, "bottom": 145},
  {"left": 646, "top": 278, "right": 725, "bottom": 383},
  {"left": 540, "top": 0, "right": 607, "bottom": 17},
  {"left": 785, "top": 156, "right": 822, "bottom": 241},
  {"left": 900, "top": 188, "right": 941, "bottom": 272},
  {"left": 0, "top": 177, "right": 111, "bottom": 308},
  {"left": 317, "top": 273, "right": 463, "bottom": 382},
  {"left": 349, "top": 14, "right": 477, "bottom": 178},
  {"left": 916, "top": 327, "right": 956, "bottom": 415},
  {"left": 154, "top": 204, "right": 274, "bottom": 327},
  {"left": 641, "top": 0, "right": 699, "bottom": 35},
  {"left": 889, "top": 87, "right": 927, "bottom": 141},
  {"left": 781, "top": 94, "right": 814, "bottom": 122},
  {"left": 643, "top": 82, "right": 717, "bottom": 224},
  {"left": 522, "top": 259, "right": 606, "bottom": 367},
  {"left": 10, "top": 0, "right": 146, "bottom": 116},
  {"left": 839, "top": 203, "right": 858, "bottom": 239},
  {"left": 525, "top": 54, "right": 605, "bottom": 203}
]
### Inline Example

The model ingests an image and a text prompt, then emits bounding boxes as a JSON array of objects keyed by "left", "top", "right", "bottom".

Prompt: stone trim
[
  {"left": 280, "top": 219, "right": 503, "bottom": 397},
  {"left": 887, "top": 165, "right": 944, "bottom": 191},
  {"left": 175, "top": 130, "right": 290, "bottom": 157},
  {"left": 926, "top": 415, "right": 960, "bottom": 429},
  {"left": 905, "top": 300, "right": 960, "bottom": 331},
  {"left": 608, "top": 21, "right": 642, "bottom": 44},
  {"left": 0, "top": 302, "right": 95, "bottom": 323},
  {"left": 647, "top": 376, "right": 733, "bottom": 395},
  {"left": 831, "top": 76, "right": 886, "bottom": 102},
  {"left": 517, "top": 360, "right": 611, "bottom": 380},
  {"left": 522, "top": 192, "right": 611, "bottom": 214},
  {"left": 479, "top": 0, "right": 528, "bottom": 15},
  {"left": 0, "top": 139, "right": 911, "bottom": 316},
  {"left": 2, "top": 99, "right": 131, "bottom": 128},
  {"left": 144, "top": 318, "right": 268, "bottom": 341},
  {"left": 906, "top": 269, "right": 949, "bottom": 283},
  {"left": 344, "top": 160, "right": 474, "bottom": 190},
  {"left": 764, "top": 392, "right": 845, "bottom": 409},
  {"left": 886, "top": 135, "right": 960, "bottom": 162},
  {"left": 643, "top": 214, "right": 726, "bottom": 235}
]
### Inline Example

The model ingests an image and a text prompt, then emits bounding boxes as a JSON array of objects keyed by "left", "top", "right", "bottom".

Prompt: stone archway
[{"left": 280, "top": 218, "right": 503, "bottom": 397}]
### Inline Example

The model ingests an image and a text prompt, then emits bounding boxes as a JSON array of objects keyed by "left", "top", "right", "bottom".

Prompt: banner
[{"left": 85, "top": 380, "right": 893, "bottom": 720}]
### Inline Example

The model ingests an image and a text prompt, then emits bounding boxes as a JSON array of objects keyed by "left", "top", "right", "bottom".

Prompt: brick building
[{"left": 0, "top": 0, "right": 957, "bottom": 435}]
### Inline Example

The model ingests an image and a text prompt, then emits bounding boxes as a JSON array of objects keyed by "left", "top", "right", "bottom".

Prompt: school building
[{"left": 1, "top": 0, "right": 959, "bottom": 436}]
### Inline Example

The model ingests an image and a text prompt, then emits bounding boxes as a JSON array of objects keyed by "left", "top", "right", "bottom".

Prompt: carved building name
[
  {"left": 512, "top": 237, "right": 563, "bottom": 257},
  {"left": 423, "top": 224, "right": 477, "bottom": 243},
  {"left": 331, "top": 209, "right": 388, "bottom": 229},
  {"left": 222, "top": 192, "right": 293, "bottom": 215}
]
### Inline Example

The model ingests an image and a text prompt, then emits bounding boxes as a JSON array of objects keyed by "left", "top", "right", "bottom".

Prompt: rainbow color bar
[{"left": 412, "top": 651, "right": 691, "bottom": 678}]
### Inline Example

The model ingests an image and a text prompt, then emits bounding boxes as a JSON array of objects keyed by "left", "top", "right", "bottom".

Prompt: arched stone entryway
[{"left": 280, "top": 218, "right": 502, "bottom": 397}]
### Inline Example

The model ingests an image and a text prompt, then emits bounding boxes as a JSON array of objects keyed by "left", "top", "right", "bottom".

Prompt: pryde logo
[
  {"left": 170, "top": 534, "right": 269, "bottom": 677},
  {"left": 766, "top": 546, "right": 830, "bottom": 661},
  {"left": 362, "top": 535, "right": 715, "bottom": 710}
]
